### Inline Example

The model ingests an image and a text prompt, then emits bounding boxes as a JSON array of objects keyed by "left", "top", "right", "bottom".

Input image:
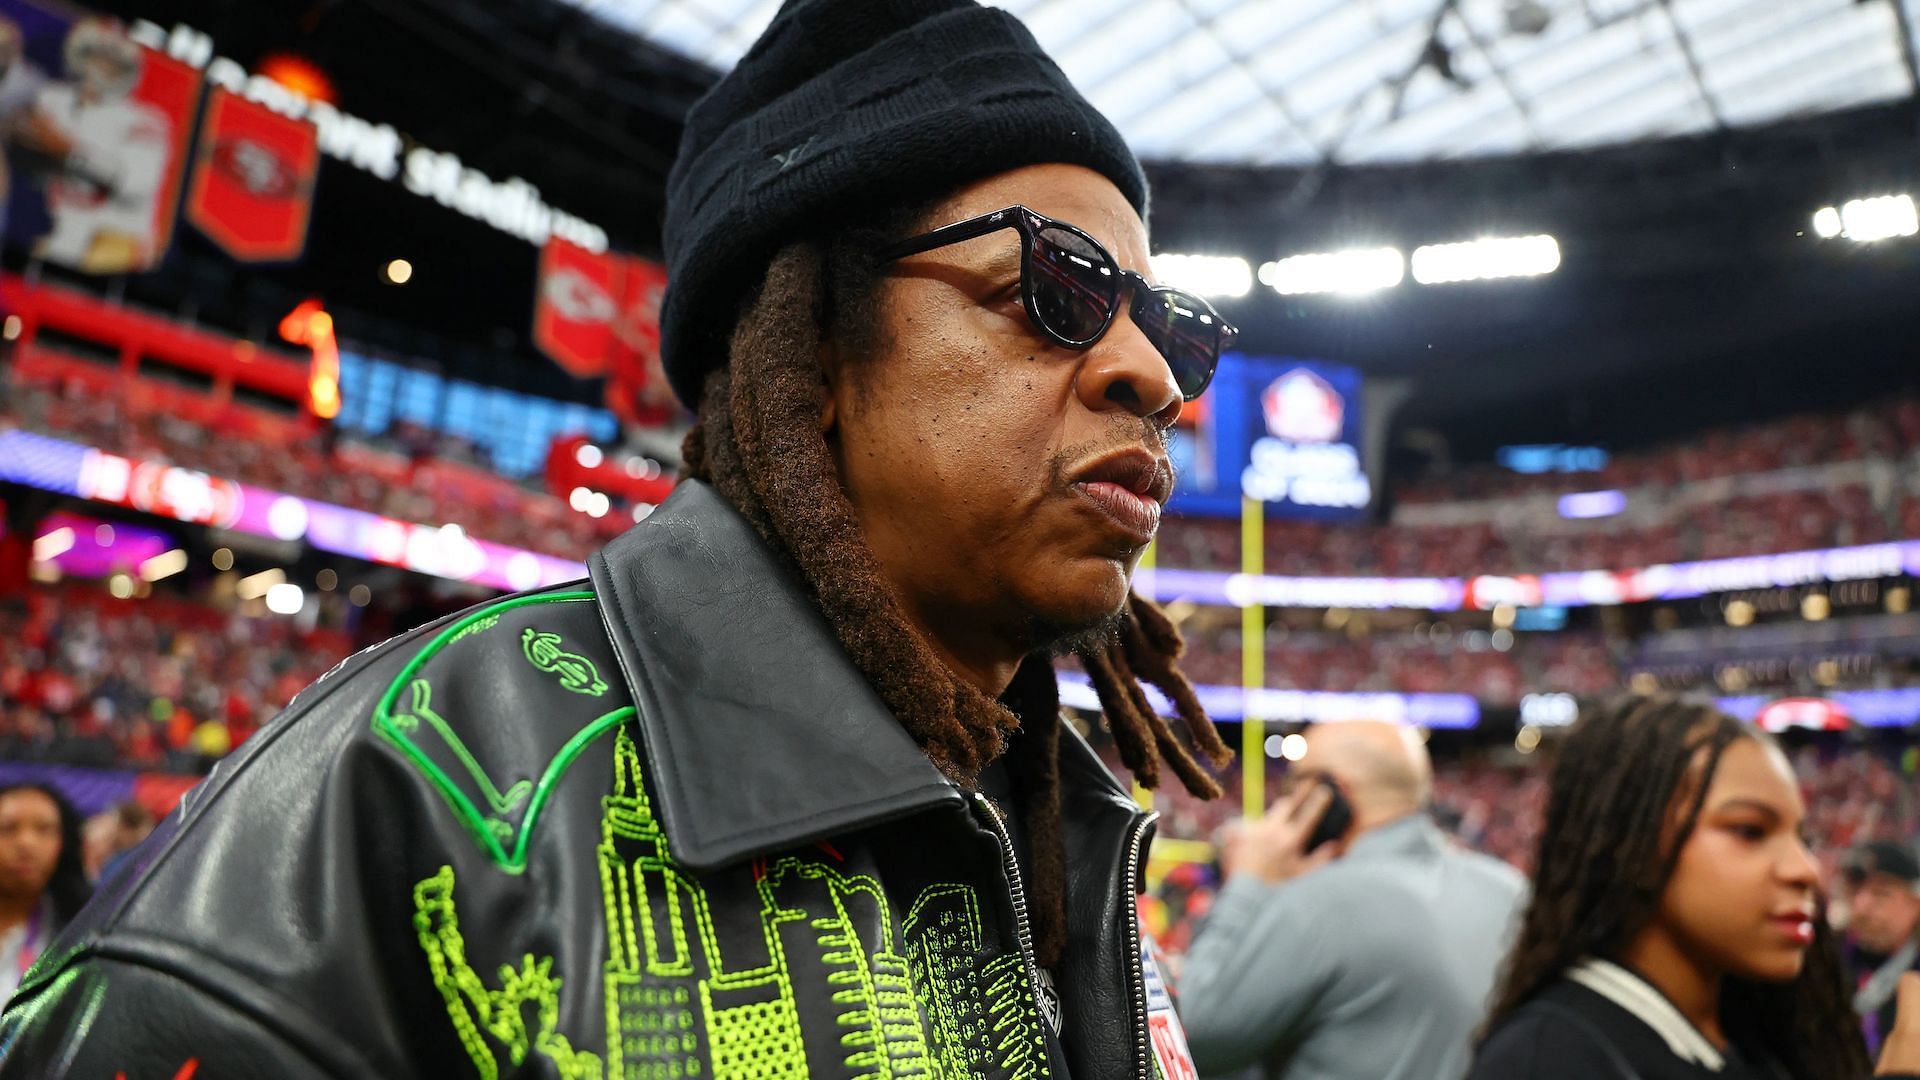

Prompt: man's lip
[
  {"left": 1068, "top": 449, "right": 1174, "bottom": 506},
  {"left": 1072, "top": 480, "right": 1161, "bottom": 542}
]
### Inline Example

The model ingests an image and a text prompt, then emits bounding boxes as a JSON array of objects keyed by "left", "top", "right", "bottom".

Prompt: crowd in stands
[
  {"left": 0, "top": 582, "right": 350, "bottom": 774},
  {"left": 1159, "top": 392, "right": 1920, "bottom": 579},
  {"left": 1175, "top": 625, "right": 1619, "bottom": 704},
  {"left": 10, "top": 375, "right": 1920, "bottom": 583},
  {"left": 4, "top": 380, "right": 625, "bottom": 563},
  {"left": 1135, "top": 739, "right": 1920, "bottom": 965},
  {"left": 1397, "top": 395, "right": 1920, "bottom": 504}
]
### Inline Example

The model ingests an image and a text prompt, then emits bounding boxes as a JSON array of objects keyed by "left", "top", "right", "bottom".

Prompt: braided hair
[
  {"left": 678, "top": 208, "right": 1230, "bottom": 966},
  {"left": 1482, "top": 696, "right": 1868, "bottom": 1079}
]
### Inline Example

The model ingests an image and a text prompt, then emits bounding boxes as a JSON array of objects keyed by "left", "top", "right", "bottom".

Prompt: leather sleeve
[{"left": 0, "top": 955, "right": 337, "bottom": 1078}]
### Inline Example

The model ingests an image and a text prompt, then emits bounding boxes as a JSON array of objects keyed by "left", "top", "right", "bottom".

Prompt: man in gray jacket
[{"left": 1179, "top": 721, "right": 1527, "bottom": 1080}]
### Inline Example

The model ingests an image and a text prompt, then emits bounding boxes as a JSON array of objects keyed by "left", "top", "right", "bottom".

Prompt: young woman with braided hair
[{"left": 1471, "top": 697, "right": 1915, "bottom": 1079}]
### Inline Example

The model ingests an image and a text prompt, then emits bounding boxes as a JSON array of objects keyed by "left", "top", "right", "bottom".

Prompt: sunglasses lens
[
  {"left": 1028, "top": 225, "right": 1119, "bottom": 343},
  {"left": 1132, "top": 289, "right": 1225, "bottom": 399}
]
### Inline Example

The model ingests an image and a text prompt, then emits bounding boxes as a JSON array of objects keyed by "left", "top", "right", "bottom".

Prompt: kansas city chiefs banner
[
  {"left": 534, "top": 238, "right": 677, "bottom": 424},
  {"left": 185, "top": 87, "right": 320, "bottom": 262},
  {"left": 533, "top": 237, "right": 620, "bottom": 378}
]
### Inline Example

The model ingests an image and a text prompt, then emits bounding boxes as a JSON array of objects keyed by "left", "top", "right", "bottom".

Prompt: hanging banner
[
  {"left": 533, "top": 239, "right": 679, "bottom": 427},
  {"left": 0, "top": 10, "right": 199, "bottom": 273},
  {"left": 604, "top": 255, "right": 675, "bottom": 428},
  {"left": 184, "top": 86, "right": 319, "bottom": 262},
  {"left": 532, "top": 235, "right": 619, "bottom": 378}
]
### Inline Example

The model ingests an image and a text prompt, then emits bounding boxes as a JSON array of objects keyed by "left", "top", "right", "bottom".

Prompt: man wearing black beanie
[{"left": 0, "top": 2, "right": 1239, "bottom": 1077}]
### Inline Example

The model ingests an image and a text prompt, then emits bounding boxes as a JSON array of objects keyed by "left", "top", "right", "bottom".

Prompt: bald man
[{"left": 1177, "top": 721, "right": 1527, "bottom": 1080}]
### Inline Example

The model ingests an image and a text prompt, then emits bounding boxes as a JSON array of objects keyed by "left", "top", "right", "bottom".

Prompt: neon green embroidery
[
  {"left": 372, "top": 591, "right": 634, "bottom": 871},
  {"left": 414, "top": 864, "right": 605, "bottom": 1080},
  {"left": 449, "top": 613, "right": 501, "bottom": 643},
  {"left": 524, "top": 628, "right": 610, "bottom": 696},
  {"left": 391, "top": 679, "right": 533, "bottom": 834},
  {"left": 413, "top": 715, "right": 1055, "bottom": 1080},
  {"left": 903, "top": 887, "right": 1050, "bottom": 1080}
]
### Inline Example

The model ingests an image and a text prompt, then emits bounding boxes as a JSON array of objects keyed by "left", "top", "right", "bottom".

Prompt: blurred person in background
[
  {"left": 1842, "top": 841, "right": 1920, "bottom": 1056},
  {"left": 79, "top": 799, "right": 152, "bottom": 885},
  {"left": 1473, "top": 697, "right": 1877, "bottom": 1080},
  {"left": 0, "top": 783, "right": 87, "bottom": 1002},
  {"left": 1178, "top": 720, "right": 1527, "bottom": 1079}
]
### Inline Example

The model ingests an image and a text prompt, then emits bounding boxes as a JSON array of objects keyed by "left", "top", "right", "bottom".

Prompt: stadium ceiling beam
[
  {"left": 1168, "top": 0, "right": 1331, "bottom": 166},
  {"left": 1444, "top": 2, "right": 1542, "bottom": 151},
  {"left": 1891, "top": 0, "right": 1920, "bottom": 102},
  {"left": 1655, "top": 0, "right": 1726, "bottom": 132},
  {"left": 379, "top": 0, "right": 686, "bottom": 172}
]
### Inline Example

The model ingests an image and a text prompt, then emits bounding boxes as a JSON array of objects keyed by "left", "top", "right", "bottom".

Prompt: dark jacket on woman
[{"left": 0, "top": 480, "right": 1195, "bottom": 1079}]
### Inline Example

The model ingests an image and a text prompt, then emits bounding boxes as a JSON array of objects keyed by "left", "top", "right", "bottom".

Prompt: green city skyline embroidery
[{"left": 414, "top": 724, "right": 1051, "bottom": 1080}]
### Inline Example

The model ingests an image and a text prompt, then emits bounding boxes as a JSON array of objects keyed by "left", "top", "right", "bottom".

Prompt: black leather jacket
[{"left": 0, "top": 481, "right": 1189, "bottom": 1079}]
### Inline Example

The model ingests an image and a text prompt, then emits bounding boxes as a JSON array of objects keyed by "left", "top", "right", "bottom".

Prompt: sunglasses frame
[{"left": 877, "top": 204, "right": 1235, "bottom": 400}]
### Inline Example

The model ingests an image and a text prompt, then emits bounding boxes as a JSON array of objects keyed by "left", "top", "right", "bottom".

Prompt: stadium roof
[{"left": 570, "top": 0, "right": 1920, "bottom": 167}]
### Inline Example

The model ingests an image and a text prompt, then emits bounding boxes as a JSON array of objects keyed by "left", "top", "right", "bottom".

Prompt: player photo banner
[
  {"left": 0, "top": 6, "right": 199, "bottom": 274},
  {"left": 185, "top": 87, "right": 318, "bottom": 263}
]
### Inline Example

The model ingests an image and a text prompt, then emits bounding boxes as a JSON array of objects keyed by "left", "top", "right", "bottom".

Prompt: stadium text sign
[{"left": 129, "top": 20, "right": 609, "bottom": 253}]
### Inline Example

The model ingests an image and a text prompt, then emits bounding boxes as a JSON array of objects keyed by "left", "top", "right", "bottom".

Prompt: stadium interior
[{"left": 3, "top": 0, "right": 1920, "bottom": 971}]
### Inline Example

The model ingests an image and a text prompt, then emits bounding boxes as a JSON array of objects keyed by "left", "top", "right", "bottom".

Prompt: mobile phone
[{"left": 1303, "top": 775, "right": 1353, "bottom": 853}]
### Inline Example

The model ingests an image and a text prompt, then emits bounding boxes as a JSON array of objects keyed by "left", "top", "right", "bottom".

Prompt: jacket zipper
[
  {"left": 973, "top": 794, "right": 1051, "bottom": 1044},
  {"left": 1122, "top": 811, "right": 1157, "bottom": 1080}
]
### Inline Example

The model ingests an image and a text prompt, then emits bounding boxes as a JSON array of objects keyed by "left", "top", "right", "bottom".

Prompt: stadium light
[
  {"left": 31, "top": 526, "right": 74, "bottom": 562},
  {"left": 138, "top": 549, "right": 188, "bottom": 582},
  {"left": 574, "top": 444, "right": 603, "bottom": 468},
  {"left": 237, "top": 567, "right": 285, "bottom": 600},
  {"left": 384, "top": 258, "right": 413, "bottom": 284},
  {"left": 1557, "top": 490, "right": 1626, "bottom": 519},
  {"left": 265, "top": 582, "right": 306, "bottom": 615},
  {"left": 1410, "top": 234, "right": 1560, "bottom": 284},
  {"left": 1258, "top": 248, "right": 1404, "bottom": 295},
  {"left": 1811, "top": 195, "right": 1918, "bottom": 243},
  {"left": 1150, "top": 253, "right": 1252, "bottom": 298}
]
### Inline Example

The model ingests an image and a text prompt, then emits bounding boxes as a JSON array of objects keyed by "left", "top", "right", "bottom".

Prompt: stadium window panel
[{"left": 394, "top": 367, "right": 444, "bottom": 428}]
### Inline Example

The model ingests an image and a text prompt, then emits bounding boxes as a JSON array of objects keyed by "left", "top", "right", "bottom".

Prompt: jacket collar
[
  {"left": 1345, "top": 812, "right": 1444, "bottom": 861},
  {"left": 589, "top": 480, "right": 965, "bottom": 871}
]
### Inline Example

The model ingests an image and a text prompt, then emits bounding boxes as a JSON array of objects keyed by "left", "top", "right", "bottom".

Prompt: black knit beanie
[{"left": 660, "top": 0, "right": 1150, "bottom": 407}]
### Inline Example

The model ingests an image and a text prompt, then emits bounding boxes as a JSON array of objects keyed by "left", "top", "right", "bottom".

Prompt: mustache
[{"left": 1046, "top": 416, "right": 1175, "bottom": 487}]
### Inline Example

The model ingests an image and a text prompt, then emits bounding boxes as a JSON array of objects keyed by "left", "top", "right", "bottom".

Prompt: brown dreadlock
[
  {"left": 1482, "top": 696, "right": 1869, "bottom": 1080},
  {"left": 679, "top": 228, "right": 1231, "bottom": 966}
]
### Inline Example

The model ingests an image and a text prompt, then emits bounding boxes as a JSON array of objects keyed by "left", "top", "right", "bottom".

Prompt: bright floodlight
[
  {"left": 1258, "top": 247, "right": 1404, "bottom": 295},
  {"left": 1839, "top": 195, "right": 1918, "bottom": 242},
  {"left": 1411, "top": 234, "right": 1560, "bottom": 285},
  {"left": 265, "top": 582, "right": 306, "bottom": 615},
  {"left": 1811, "top": 206, "right": 1843, "bottom": 239},
  {"left": 1150, "top": 253, "right": 1252, "bottom": 298},
  {"left": 1279, "top": 733, "right": 1309, "bottom": 761}
]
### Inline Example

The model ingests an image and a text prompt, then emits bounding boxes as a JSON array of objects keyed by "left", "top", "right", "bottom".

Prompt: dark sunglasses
[{"left": 878, "top": 205, "right": 1234, "bottom": 401}]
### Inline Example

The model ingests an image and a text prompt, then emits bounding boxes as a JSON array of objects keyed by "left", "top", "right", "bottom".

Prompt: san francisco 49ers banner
[{"left": 184, "top": 87, "right": 320, "bottom": 262}]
